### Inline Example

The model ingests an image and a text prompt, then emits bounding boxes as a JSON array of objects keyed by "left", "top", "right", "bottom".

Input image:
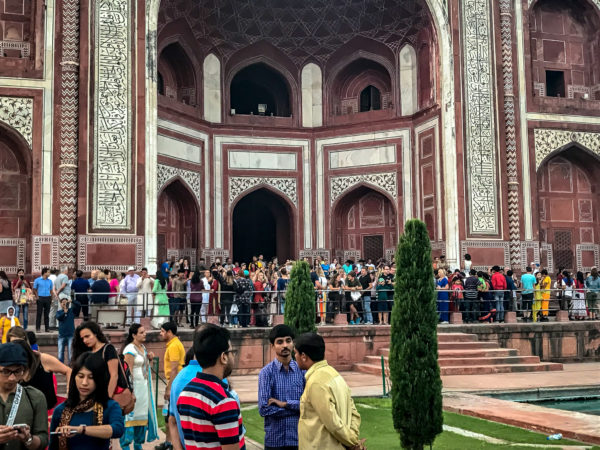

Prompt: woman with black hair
[
  {"left": 49, "top": 352, "right": 125, "bottom": 449},
  {"left": 189, "top": 271, "right": 204, "bottom": 328},
  {"left": 72, "top": 321, "right": 124, "bottom": 398},
  {"left": 119, "top": 324, "right": 158, "bottom": 450}
]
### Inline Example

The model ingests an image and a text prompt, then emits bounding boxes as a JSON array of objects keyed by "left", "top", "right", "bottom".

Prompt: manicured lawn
[{"left": 241, "top": 397, "right": 598, "bottom": 449}]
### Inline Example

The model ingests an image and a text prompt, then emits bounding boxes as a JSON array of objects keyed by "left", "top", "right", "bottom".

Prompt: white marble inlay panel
[
  {"left": 329, "top": 145, "right": 396, "bottom": 169},
  {"left": 93, "top": 0, "right": 132, "bottom": 229},
  {"left": 228, "top": 151, "right": 297, "bottom": 171},
  {"left": 158, "top": 134, "right": 201, "bottom": 163},
  {"left": 0, "top": 96, "right": 34, "bottom": 147}
]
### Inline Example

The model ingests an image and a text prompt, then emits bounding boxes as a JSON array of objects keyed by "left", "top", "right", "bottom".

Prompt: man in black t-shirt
[
  {"left": 358, "top": 267, "right": 373, "bottom": 324},
  {"left": 343, "top": 272, "right": 363, "bottom": 324}
]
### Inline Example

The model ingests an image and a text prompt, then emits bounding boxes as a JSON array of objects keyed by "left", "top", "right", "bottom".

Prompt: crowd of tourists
[
  {"left": 1, "top": 253, "right": 599, "bottom": 332},
  {"left": 437, "top": 254, "right": 600, "bottom": 323},
  {"left": 0, "top": 320, "right": 364, "bottom": 450}
]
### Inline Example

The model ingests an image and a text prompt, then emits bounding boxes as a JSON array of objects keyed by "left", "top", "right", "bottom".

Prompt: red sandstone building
[{"left": 1, "top": 0, "right": 599, "bottom": 274}]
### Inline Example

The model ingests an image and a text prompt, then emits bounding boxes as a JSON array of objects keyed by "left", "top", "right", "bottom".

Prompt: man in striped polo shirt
[{"left": 176, "top": 324, "right": 245, "bottom": 450}]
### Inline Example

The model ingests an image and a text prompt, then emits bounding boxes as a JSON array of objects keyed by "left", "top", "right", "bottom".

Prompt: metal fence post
[{"left": 381, "top": 355, "right": 387, "bottom": 397}]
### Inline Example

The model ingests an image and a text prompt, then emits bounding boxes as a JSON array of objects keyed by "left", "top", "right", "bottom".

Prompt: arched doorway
[
  {"left": 232, "top": 188, "right": 294, "bottom": 263},
  {"left": 0, "top": 125, "right": 31, "bottom": 271},
  {"left": 332, "top": 186, "right": 397, "bottom": 261},
  {"left": 157, "top": 180, "right": 198, "bottom": 265},
  {"left": 538, "top": 147, "right": 600, "bottom": 271}
]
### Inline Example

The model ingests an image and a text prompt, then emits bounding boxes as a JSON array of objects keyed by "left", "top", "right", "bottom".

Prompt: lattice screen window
[
  {"left": 554, "top": 230, "right": 573, "bottom": 270},
  {"left": 363, "top": 235, "right": 384, "bottom": 262}
]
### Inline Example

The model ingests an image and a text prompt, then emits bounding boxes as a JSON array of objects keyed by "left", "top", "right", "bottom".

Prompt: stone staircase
[{"left": 353, "top": 332, "right": 564, "bottom": 376}]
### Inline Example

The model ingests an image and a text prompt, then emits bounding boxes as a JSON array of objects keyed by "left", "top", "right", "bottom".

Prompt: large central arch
[
  {"left": 144, "top": 0, "right": 458, "bottom": 266},
  {"left": 231, "top": 188, "right": 295, "bottom": 263}
]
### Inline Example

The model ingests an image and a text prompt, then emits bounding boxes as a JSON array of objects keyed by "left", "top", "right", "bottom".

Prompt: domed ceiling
[{"left": 158, "top": 0, "right": 432, "bottom": 66}]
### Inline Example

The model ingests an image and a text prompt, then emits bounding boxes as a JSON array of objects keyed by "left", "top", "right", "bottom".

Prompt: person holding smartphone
[
  {"left": 0, "top": 342, "right": 48, "bottom": 449},
  {"left": 49, "top": 352, "right": 124, "bottom": 450}
]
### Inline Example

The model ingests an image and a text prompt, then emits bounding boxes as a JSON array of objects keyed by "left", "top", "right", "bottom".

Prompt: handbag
[
  {"left": 104, "top": 345, "right": 136, "bottom": 414},
  {"left": 351, "top": 291, "right": 362, "bottom": 301},
  {"left": 230, "top": 303, "right": 239, "bottom": 315}
]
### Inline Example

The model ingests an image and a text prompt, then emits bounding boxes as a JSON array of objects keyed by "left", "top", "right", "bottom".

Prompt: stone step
[
  {"left": 440, "top": 362, "right": 563, "bottom": 376},
  {"left": 352, "top": 363, "right": 387, "bottom": 376},
  {"left": 438, "top": 348, "right": 519, "bottom": 358},
  {"left": 437, "top": 355, "right": 541, "bottom": 367},
  {"left": 437, "top": 341, "right": 499, "bottom": 350},
  {"left": 437, "top": 333, "right": 478, "bottom": 342}
]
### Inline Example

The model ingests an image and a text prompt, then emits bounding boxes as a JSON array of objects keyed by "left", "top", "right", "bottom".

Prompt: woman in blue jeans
[{"left": 12, "top": 269, "right": 31, "bottom": 328}]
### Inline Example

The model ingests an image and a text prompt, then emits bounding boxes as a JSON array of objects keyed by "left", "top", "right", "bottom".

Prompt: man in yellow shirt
[
  {"left": 157, "top": 321, "right": 186, "bottom": 450},
  {"left": 295, "top": 332, "right": 362, "bottom": 450},
  {"left": 540, "top": 269, "right": 552, "bottom": 322}
]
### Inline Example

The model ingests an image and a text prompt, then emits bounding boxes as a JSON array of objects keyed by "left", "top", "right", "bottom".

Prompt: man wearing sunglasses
[
  {"left": 0, "top": 342, "right": 48, "bottom": 449},
  {"left": 176, "top": 324, "right": 245, "bottom": 450}
]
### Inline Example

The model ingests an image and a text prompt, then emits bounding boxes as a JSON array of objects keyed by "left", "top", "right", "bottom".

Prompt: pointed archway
[
  {"left": 0, "top": 122, "right": 31, "bottom": 273},
  {"left": 157, "top": 179, "right": 199, "bottom": 264},
  {"left": 231, "top": 188, "right": 294, "bottom": 263},
  {"left": 332, "top": 185, "right": 397, "bottom": 261},
  {"left": 538, "top": 146, "right": 600, "bottom": 271}
]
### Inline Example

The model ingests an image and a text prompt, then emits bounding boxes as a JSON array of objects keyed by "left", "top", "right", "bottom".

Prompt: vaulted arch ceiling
[{"left": 158, "top": 0, "right": 433, "bottom": 67}]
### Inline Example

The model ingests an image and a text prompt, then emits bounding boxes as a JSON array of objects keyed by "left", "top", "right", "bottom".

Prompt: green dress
[{"left": 151, "top": 279, "right": 169, "bottom": 329}]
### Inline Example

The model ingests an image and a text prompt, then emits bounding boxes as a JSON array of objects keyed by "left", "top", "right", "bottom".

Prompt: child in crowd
[{"left": 0, "top": 306, "right": 20, "bottom": 343}]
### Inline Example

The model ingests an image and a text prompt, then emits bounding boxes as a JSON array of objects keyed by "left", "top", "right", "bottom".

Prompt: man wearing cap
[
  {"left": 0, "top": 343, "right": 48, "bottom": 449},
  {"left": 234, "top": 270, "right": 254, "bottom": 328},
  {"left": 121, "top": 267, "right": 141, "bottom": 325}
]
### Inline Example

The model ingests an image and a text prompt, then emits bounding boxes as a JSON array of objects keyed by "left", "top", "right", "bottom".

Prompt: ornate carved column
[
  {"left": 499, "top": 0, "right": 521, "bottom": 267},
  {"left": 57, "top": 0, "right": 80, "bottom": 266}
]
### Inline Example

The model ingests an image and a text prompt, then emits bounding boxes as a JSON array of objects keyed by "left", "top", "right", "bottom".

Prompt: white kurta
[{"left": 123, "top": 343, "right": 150, "bottom": 426}]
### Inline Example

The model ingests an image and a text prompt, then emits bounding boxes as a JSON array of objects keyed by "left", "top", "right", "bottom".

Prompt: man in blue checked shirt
[{"left": 258, "top": 325, "right": 305, "bottom": 450}]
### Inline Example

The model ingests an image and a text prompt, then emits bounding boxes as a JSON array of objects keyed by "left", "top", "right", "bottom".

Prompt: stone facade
[{"left": 1, "top": 0, "right": 600, "bottom": 273}]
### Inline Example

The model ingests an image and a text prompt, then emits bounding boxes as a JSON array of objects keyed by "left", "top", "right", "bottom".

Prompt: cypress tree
[
  {"left": 284, "top": 260, "right": 317, "bottom": 334},
  {"left": 389, "top": 219, "right": 443, "bottom": 450}
]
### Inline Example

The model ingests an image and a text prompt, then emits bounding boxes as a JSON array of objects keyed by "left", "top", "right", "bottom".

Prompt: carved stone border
[
  {"left": 576, "top": 244, "right": 600, "bottom": 273},
  {"left": 330, "top": 172, "right": 398, "bottom": 205},
  {"left": 77, "top": 235, "right": 144, "bottom": 272},
  {"left": 460, "top": 240, "right": 511, "bottom": 270},
  {"left": 541, "top": 243, "right": 554, "bottom": 274},
  {"left": 534, "top": 129, "right": 600, "bottom": 169},
  {"left": 228, "top": 177, "right": 298, "bottom": 206},
  {"left": 157, "top": 164, "right": 202, "bottom": 206},
  {"left": 520, "top": 241, "right": 540, "bottom": 271},
  {"left": 0, "top": 238, "right": 26, "bottom": 273},
  {"left": 201, "top": 248, "right": 230, "bottom": 265},
  {"left": 0, "top": 96, "right": 34, "bottom": 147},
  {"left": 461, "top": 0, "right": 499, "bottom": 234},
  {"left": 32, "top": 236, "right": 60, "bottom": 273},
  {"left": 300, "top": 249, "right": 331, "bottom": 262}
]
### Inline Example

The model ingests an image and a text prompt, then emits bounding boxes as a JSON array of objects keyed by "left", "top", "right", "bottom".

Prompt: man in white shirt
[
  {"left": 201, "top": 270, "right": 212, "bottom": 324},
  {"left": 136, "top": 267, "right": 154, "bottom": 318}
]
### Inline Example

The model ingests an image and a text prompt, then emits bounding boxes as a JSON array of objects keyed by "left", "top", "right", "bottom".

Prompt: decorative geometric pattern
[
  {"left": 343, "top": 250, "right": 361, "bottom": 262},
  {"left": 0, "top": 96, "right": 33, "bottom": 147},
  {"left": 229, "top": 177, "right": 297, "bottom": 205},
  {"left": 166, "top": 248, "right": 198, "bottom": 270},
  {"left": 431, "top": 241, "right": 446, "bottom": 252},
  {"left": 385, "top": 248, "right": 396, "bottom": 262},
  {"left": 299, "top": 249, "right": 331, "bottom": 262},
  {"left": 461, "top": 0, "right": 498, "bottom": 234},
  {"left": 460, "top": 241, "right": 511, "bottom": 271},
  {"left": 520, "top": 241, "right": 540, "bottom": 271},
  {"left": 157, "top": 164, "right": 202, "bottom": 205},
  {"left": 32, "top": 236, "right": 60, "bottom": 274},
  {"left": 499, "top": 0, "right": 521, "bottom": 267},
  {"left": 93, "top": 0, "right": 132, "bottom": 229},
  {"left": 201, "top": 248, "right": 230, "bottom": 265},
  {"left": 0, "top": 239, "right": 26, "bottom": 274},
  {"left": 157, "top": 0, "right": 431, "bottom": 67},
  {"left": 576, "top": 244, "right": 600, "bottom": 273},
  {"left": 534, "top": 129, "right": 600, "bottom": 169},
  {"left": 541, "top": 242, "right": 554, "bottom": 274},
  {"left": 0, "top": 41, "right": 30, "bottom": 58},
  {"left": 330, "top": 172, "right": 397, "bottom": 205},
  {"left": 58, "top": 0, "right": 81, "bottom": 266},
  {"left": 78, "top": 235, "right": 144, "bottom": 272}
]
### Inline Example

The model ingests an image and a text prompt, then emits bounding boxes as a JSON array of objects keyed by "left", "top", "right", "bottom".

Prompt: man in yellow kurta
[{"left": 295, "top": 332, "right": 362, "bottom": 450}]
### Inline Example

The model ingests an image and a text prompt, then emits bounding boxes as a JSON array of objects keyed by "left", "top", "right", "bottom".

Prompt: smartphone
[
  {"left": 12, "top": 424, "right": 27, "bottom": 430},
  {"left": 50, "top": 430, "right": 77, "bottom": 435}
]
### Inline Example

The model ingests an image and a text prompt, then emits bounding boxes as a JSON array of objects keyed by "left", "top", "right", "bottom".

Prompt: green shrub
[
  {"left": 284, "top": 260, "right": 317, "bottom": 334},
  {"left": 390, "top": 219, "right": 443, "bottom": 449}
]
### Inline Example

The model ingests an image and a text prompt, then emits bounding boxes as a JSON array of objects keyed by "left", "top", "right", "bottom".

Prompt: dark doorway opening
[
  {"left": 230, "top": 63, "right": 291, "bottom": 116},
  {"left": 546, "top": 70, "right": 565, "bottom": 97},
  {"left": 363, "top": 235, "right": 384, "bottom": 261},
  {"left": 232, "top": 188, "right": 293, "bottom": 263},
  {"left": 360, "top": 85, "right": 382, "bottom": 111}
]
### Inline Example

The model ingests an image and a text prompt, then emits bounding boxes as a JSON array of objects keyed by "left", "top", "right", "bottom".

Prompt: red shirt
[{"left": 491, "top": 272, "right": 507, "bottom": 290}]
